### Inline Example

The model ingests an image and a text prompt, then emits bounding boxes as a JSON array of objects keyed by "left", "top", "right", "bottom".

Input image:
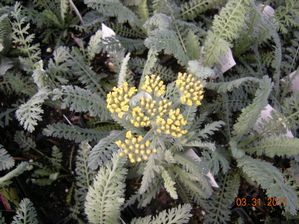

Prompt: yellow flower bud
[
  {"left": 141, "top": 75, "right": 166, "bottom": 96},
  {"left": 119, "top": 152, "right": 125, "bottom": 157},
  {"left": 175, "top": 73, "right": 204, "bottom": 107},
  {"left": 126, "top": 131, "right": 132, "bottom": 139},
  {"left": 106, "top": 82, "right": 137, "bottom": 118},
  {"left": 116, "top": 133, "right": 155, "bottom": 163}
]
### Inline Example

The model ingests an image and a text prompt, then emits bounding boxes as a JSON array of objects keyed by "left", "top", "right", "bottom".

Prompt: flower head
[
  {"left": 116, "top": 131, "right": 157, "bottom": 163},
  {"left": 175, "top": 72, "right": 204, "bottom": 106},
  {"left": 158, "top": 99, "right": 172, "bottom": 117},
  {"left": 130, "top": 97, "right": 173, "bottom": 128},
  {"left": 156, "top": 108, "right": 188, "bottom": 138},
  {"left": 106, "top": 82, "right": 137, "bottom": 118},
  {"left": 130, "top": 106, "right": 150, "bottom": 127},
  {"left": 140, "top": 97, "right": 157, "bottom": 117},
  {"left": 141, "top": 75, "right": 166, "bottom": 97}
]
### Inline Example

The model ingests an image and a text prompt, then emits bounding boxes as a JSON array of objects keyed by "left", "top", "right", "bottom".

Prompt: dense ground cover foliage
[{"left": 0, "top": 0, "right": 299, "bottom": 223}]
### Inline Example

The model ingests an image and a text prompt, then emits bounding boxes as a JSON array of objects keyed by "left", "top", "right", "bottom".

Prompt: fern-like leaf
[
  {"left": 185, "top": 30, "right": 200, "bottom": 60},
  {"left": 60, "top": 0, "right": 69, "bottom": 22},
  {"left": 11, "top": 2, "right": 41, "bottom": 72},
  {"left": 130, "top": 204, "right": 192, "bottom": 224},
  {"left": 203, "top": 0, "right": 251, "bottom": 65},
  {"left": 212, "top": 0, "right": 251, "bottom": 42},
  {"left": 139, "top": 155, "right": 161, "bottom": 194},
  {"left": 161, "top": 169, "right": 178, "bottom": 199},
  {"left": 50, "top": 146, "right": 63, "bottom": 170},
  {"left": 43, "top": 122, "right": 112, "bottom": 143},
  {"left": 2, "top": 72, "right": 36, "bottom": 96},
  {"left": 243, "top": 137, "right": 299, "bottom": 158},
  {"left": 282, "top": 92, "right": 299, "bottom": 129},
  {"left": 60, "top": 47, "right": 106, "bottom": 95},
  {"left": 87, "top": 29, "right": 103, "bottom": 61},
  {"left": 11, "top": 198, "right": 38, "bottom": 224},
  {"left": 118, "top": 53, "right": 131, "bottom": 87},
  {"left": 180, "top": 0, "right": 226, "bottom": 20},
  {"left": 52, "top": 85, "right": 110, "bottom": 120},
  {"left": 16, "top": 88, "right": 50, "bottom": 132},
  {"left": 202, "top": 148, "right": 230, "bottom": 175},
  {"left": 233, "top": 77, "right": 272, "bottom": 138},
  {"left": 14, "top": 131, "right": 35, "bottom": 152},
  {"left": 145, "top": 29, "right": 189, "bottom": 66},
  {"left": 202, "top": 172, "right": 240, "bottom": 224},
  {"left": 207, "top": 77, "right": 258, "bottom": 93},
  {"left": 88, "top": 131, "right": 122, "bottom": 170},
  {"left": 203, "top": 32, "right": 230, "bottom": 66},
  {"left": 237, "top": 155, "right": 298, "bottom": 215},
  {"left": 84, "top": 0, "right": 141, "bottom": 27},
  {"left": 84, "top": 154, "right": 127, "bottom": 224},
  {"left": 75, "top": 142, "right": 94, "bottom": 211},
  {"left": 194, "top": 121, "right": 225, "bottom": 140},
  {"left": 0, "top": 144, "right": 14, "bottom": 171}
]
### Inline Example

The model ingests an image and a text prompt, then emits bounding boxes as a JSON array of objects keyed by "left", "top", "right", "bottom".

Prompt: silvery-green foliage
[
  {"left": 202, "top": 172, "right": 240, "bottom": 224},
  {"left": 1, "top": 0, "right": 299, "bottom": 222},
  {"left": 75, "top": 142, "right": 94, "bottom": 212},
  {"left": 14, "top": 131, "right": 36, "bottom": 152},
  {"left": 139, "top": 155, "right": 161, "bottom": 194},
  {"left": 10, "top": 2, "right": 41, "bottom": 72},
  {"left": 118, "top": 53, "right": 131, "bottom": 87},
  {"left": 161, "top": 168, "right": 178, "bottom": 199},
  {"left": 180, "top": 0, "right": 226, "bottom": 20},
  {"left": 52, "top": 85, "right": 110, "bottom": 120},
  {"left": 84, "top": 154, "right": 127, "bottom": 224},
  {"left": 11, "top": 198, "right": 38, "bottom": 224},
  {"left": 50, "top": 145, "right": 63, "bottom": 170},
  {"left": 130, "top": 204, "right": 192, "bottom": 224},
  {"left": 88, "top": 131, "right": 122, "bottom": 170},
  {"left": 237, "top": 156, "right": 298, "bottom": 215},
  {"left": 43, "top": 122, "right": 113, "bottom": 143},
  {"left": 87, "top": 28, "right": 103, "bottom": 60},
  {"left": 233, "top": 76, "right": 273, "bottom": 138},
  {"left": 84, "top": 0, "right": 141, "bottom": 27},
  {"left": 242, "top": 137, "right": 299, "bottom": 157},
  {"left": 0, "top": 144, "right": 14, "bottom": 171},
  {"left": 203, "top": 0, "right": 252, "bottom": 66},
  {"left": 16, "top": 88, "right": 50, "bottom": 132}
]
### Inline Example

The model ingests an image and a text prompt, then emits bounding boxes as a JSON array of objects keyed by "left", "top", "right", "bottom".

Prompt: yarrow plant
[
  {"left": 106, "top": 73, "right": 205, "bottom": 163},
  {"left": 2, "top": 0, "right": 299, "bottom": 223}
]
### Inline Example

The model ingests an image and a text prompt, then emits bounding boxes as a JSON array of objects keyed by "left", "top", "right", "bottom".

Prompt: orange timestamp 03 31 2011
[{"left": 235, "top": 197, "right": 287, "bottom": 207}]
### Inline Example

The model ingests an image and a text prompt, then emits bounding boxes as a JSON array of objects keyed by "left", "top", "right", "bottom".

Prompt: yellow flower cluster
[
  {"left": 106, "top": 82, "right": 137, "bottom": 118},
  {"left": 116, "top": 131, "right": 157, "bottom": 163},
  {"left": 158, "top": 99, "right": 172, "bottom": 116},
  {"left": 156, "top": 108, "right": 188, "bottom": 138},
  {"left": 140, "top": 97, "right": 157, "bottom": 117},
  {"left": 141, "top": 75, "right": 166, "bottom": 97},
  {"left": 175, "top": 72, "right": 204, "bottom": 106},
  {"left": 130, "top": 106, "right": 150, "bottom": 127}
]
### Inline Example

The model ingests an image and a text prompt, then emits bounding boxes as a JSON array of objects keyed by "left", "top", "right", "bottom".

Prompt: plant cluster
[{"left": 0, "top": 0, "right": 299, "bottom": 223}]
